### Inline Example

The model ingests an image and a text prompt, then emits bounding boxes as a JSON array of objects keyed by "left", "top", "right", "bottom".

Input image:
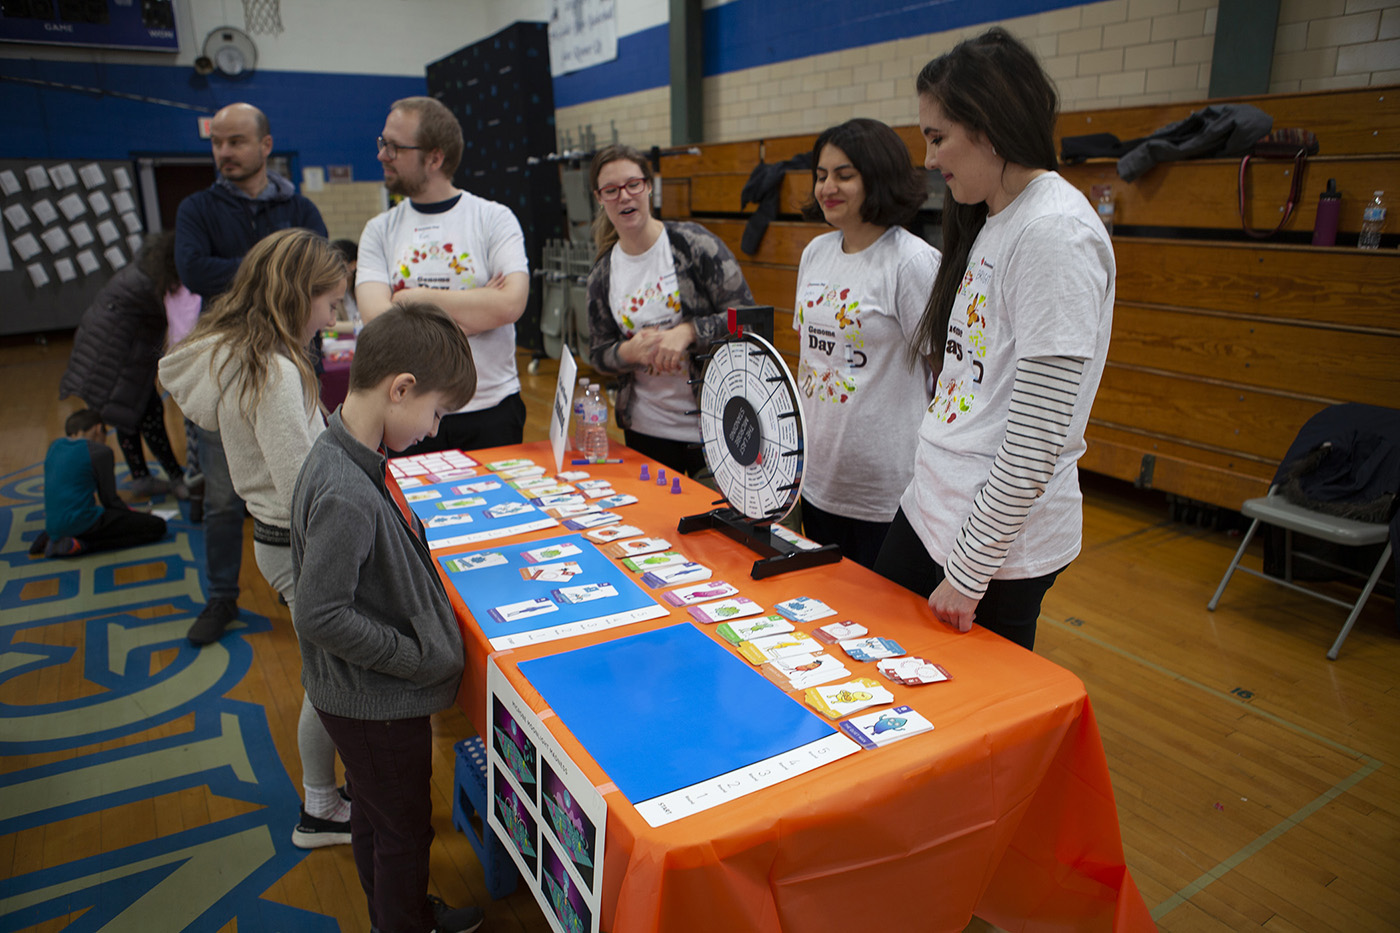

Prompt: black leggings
[
  {"left": 872, "top": 508, "right": 1065, "bottom": 651},
  {"left": 117, "top": 390, "right": 184, "bottom": 481}
]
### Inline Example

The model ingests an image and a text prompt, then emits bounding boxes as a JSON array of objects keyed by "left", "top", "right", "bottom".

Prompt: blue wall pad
[{"left": 520, "top": 622, "right": 836, "bottom": 804}]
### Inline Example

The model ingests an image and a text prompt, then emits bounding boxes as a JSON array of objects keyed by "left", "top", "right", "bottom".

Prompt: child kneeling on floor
[
  {"left": 35, "top": 410, "right": 167, "bottom": 558},
  {"left": 290, "top": 302, "right": 484, "bottom": 933}
]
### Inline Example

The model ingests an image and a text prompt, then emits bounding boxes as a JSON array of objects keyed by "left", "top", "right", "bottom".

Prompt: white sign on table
[{"left": 548, "top": 343, "right": 578, "bottom": 475}]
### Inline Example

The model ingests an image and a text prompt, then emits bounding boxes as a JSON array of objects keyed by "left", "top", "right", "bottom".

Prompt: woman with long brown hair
[
  {"left": 161, "top": 227, "right": 353, "bottom": 848},
  {"left": 873, "top": 28, "right": 1116, "bottom": 651}
]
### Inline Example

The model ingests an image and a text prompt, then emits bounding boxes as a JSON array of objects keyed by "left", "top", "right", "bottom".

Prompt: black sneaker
[
  {"left": 187, "top": 598, "right": 239, "bottom": 645},
  {"left": 291, "top": 807, "right": 351, "bottom": 849},
  {"left": 428, "top": 894, "right": 485, "bottom": 933},
  {"left": 28, "top": 532, "right": 49, "bottom": 557}
]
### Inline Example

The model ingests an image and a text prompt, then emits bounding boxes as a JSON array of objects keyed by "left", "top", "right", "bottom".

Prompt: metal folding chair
[{"left": 1208, "top": 486, "right": 1393, "bottom": 659}]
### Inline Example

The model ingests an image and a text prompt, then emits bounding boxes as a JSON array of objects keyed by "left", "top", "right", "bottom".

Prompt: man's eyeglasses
[
  {"left": 376, "top": 136, "right": 422, "bottom": 160},
  {"left": 596, "top": 177, "right": 648, "bottom": 201}
]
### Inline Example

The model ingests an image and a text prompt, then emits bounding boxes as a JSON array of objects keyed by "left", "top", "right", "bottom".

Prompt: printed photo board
[
  {"left": 520, "top": 623, "right": 859, "bottom": 826},
  {"left": 488, "top": 660, "right": 606, "bottom": 933},
  {"left": 439, "top": 535, "right": 668, "bottom": 649}
]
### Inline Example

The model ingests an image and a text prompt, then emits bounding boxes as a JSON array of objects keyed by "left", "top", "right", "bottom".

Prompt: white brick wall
[{"left": 556, "top": 0, "right": 1400, "bottom": 148}]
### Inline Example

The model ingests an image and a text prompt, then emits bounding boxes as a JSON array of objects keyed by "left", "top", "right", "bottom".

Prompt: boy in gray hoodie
[{"left": 290, "top": 302, "right": 483, "bottom": 933}]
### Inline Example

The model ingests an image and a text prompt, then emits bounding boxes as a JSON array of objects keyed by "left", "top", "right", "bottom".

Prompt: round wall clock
[
  {"left": 198, "top": 27, "right": 258, "bottom": 78},
  {"left": 698, "top": 333, "right": 807, "bottom": 522}
]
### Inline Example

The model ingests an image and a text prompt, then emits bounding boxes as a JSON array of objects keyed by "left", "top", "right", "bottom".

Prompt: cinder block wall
[{"left": 304, "top": 182, "right": 388, "bottom": 245}]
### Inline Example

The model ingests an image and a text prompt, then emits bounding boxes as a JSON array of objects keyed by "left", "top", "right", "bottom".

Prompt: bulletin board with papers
[{"left": 0, "top": 158, "right": 145, "bottom": 336}]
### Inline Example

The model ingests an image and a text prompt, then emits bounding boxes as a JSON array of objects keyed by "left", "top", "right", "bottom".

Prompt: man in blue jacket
[{"left": 174, "top": 102, "right": 327, "bottom": 646}]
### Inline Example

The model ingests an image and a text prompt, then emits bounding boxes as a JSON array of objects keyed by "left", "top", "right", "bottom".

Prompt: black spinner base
[{"left": 677, "top": 507, "right": 842, "bottom": 580}]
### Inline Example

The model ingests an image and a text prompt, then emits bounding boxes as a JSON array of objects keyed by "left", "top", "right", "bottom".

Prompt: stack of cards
[
  {"left": 641, "top": 562, "right": 711, "bottom": 588},
  {"left": 584, "top": 524, "right": 642, "bottom": 543},
  {"left": 804, "top": 678, "right": 895, "bottom": 720},
  {"left": 876, "top": 657, "right": 951, "bottom": 686},
  {"left": 839, "top": 706, "right": 934, "bottom": 749},
  {"left": 839, "top": 637, "right": 905, "bottom": 663},
  {"left": 555, "top": 470, "right": 590, "bottom": 482},
  {"left": 662, "top": 580, "right": 737, "bottom": 606},
  {"left": 519, "top": 561, "right": 583, "bottom": 583},
  {"left": 620, "top": 551, "right": 686, "bottom": 573},
  {"left": 445, "top": 551, "right": 507, "bottom": 573},
  {"left": 736, "top": 630, "right": 817, "bottom": 664},
  {"left": 812, "top": 621, "right": 868, "bottom": 644},
  {"left": 760, "top": 653, "right": 849, "bottom": 689},
  {"left": 686, "top": 596, "right": 763, "bottom": 625},
  {"left": 522, "top": 542, "right": 582, "bottom": 563},
  {"left": 489, "top": 597, "right": 558, "bottom": 624},
  {"left": 715, "top": 615, "right": 792, "bottom": 645},
  {"left": 552, "top": 583, "right": 618, "bottom": 604},
  {"left": 604, "top": 537, "right": 671, "bottom": 559},
  {"left": 774, "top": 596, "right": 837, "bottom": 623},
  {"left": 563, "top": 511, "right": 621, "bottom": 531}
]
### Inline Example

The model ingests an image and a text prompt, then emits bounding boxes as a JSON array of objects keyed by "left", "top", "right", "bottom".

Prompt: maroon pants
[{"left": 316, "top": 710, "right": 435, "bottom": 933}]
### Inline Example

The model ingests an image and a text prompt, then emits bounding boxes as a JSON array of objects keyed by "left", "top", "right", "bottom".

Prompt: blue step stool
[{"left": 452, "top": 736, "right": 520, "bottom": 899}]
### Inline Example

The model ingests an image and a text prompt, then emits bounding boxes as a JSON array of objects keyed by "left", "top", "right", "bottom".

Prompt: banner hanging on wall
[{"left": 548, "top": 0, "right": 617, "bottom": 77}]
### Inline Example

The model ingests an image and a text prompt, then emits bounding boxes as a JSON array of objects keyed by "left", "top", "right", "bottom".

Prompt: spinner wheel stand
[{"left": 678, "top": 307, "right": 842, "bottom": 579}]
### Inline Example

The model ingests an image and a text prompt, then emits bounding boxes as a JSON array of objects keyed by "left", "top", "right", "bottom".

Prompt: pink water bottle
[{"left": 1312, "top": 178, "right": 1340, "bottom": 246}]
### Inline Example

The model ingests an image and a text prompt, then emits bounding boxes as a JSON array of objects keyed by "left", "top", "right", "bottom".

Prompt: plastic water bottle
[
  {"left": 1358, "top": 190, "right": 1386, "bottom": 249},
  {"left": 570, "top": 378, "right": 590, "bottom": 451},
  {"left": 581, "top": 384, "right": 610, "bottom": 462},
  {"left": 1096, "top": 184, "right": 1115, "bottom": 236}
]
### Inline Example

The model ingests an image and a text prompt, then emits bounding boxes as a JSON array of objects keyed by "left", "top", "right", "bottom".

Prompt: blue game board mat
[
  {"left": 520, "top": 623, "right": 838, "bottom": 805},
  {"left": 402, "top": 476, "right": 555, "bottom": 547},
  {"left": 439, "top": 534, "right": 665, "bottom": 643}
]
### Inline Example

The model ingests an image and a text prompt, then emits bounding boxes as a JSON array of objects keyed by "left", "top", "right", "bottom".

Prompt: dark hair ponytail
[{"left": 909, "top": 27, "right": 1058, "bottom": 368}]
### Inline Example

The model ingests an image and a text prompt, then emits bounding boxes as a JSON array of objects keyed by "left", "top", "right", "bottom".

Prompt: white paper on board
[
  {"left": 126, "top": 233, "right": 143, "bottom": 254},
  {"left": 40, "top": 226, "right": 71, "bottom": 253},
  {"left": 13, "top": 232, "right": 42, "bottom": 261},
  {"left": 120, "top": 212, "right": 143, "bottom": 234},
  {"left": 0, "top": 170, "right": 20, "bottom": 196},
  {"left": 32, "top": 199, "right": 58, "bottom": 226},
  {"left": 54, "top": 257, "right": 77, "bottom": 282},
  {"left": 4, "top": 203, "right": 31, "bottom": 231},
  {"left": 27, "top": 261, "right": 50, "bottom": 287},
  {"left": 0, "top": 226, "right": 11, "bottom": 272},
  {"left": 111, "top": 190, "right": 136, "bottom": 214},
  {"left": 78, "top": 163, "right": 106, "bottom": 189},
  {"left": 113, "top": 166, "right": 132, "bottom": 189},
  {"left": 96, "top": 219, "right": 120, "bottom": 245},
  {"left": 58, "top": 192, "right": 87, "bottom": 220},
  {"left": 48, "top": 163, "right": 78, "bottom": 189},
  {"left": 24, "top": 165, "right": 51, "bottom": 190},
  {"left": 88, "top": 191, "right": 112, "bottom": 215},
  {"left": 104, "top": 245, "right": 127, "bottom": 269},
  {"left": 70, "top": 221, "right": 94, "bottom": 247},
  {"left": 76, "top": 249, "right": 100, "bottom": 274}
]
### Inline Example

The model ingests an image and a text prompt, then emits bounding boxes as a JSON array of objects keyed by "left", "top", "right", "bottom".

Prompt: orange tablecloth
[{"left": 425, "top": 440, "right": 1154, "bottom": 933}]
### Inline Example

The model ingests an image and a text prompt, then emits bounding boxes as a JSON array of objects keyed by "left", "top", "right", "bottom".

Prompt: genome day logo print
[{"left": 0, "top": 464, "right": 337, "bottom": 932}]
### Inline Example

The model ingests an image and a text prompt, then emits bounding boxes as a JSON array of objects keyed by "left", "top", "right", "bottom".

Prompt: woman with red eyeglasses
[{"left": 585, "top": 144, "right": 754, "bottom": 477}]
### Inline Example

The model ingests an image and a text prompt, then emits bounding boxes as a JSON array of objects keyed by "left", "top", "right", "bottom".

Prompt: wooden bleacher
[{"left": 657, "top": 85, "right": 1400, "bottom": 512}]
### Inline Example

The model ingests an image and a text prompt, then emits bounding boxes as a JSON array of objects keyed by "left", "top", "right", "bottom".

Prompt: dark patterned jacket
[
  {"left": 59, "top": 263, "right": 166, "bottom": 431},
  {"left": 586, "top": 221, "right": 754, "bottom": 431}
]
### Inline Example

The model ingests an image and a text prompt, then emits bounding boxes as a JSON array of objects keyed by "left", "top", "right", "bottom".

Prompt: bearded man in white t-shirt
[{"left": 356, "top": 96, "right": 530, "bottom": 453}]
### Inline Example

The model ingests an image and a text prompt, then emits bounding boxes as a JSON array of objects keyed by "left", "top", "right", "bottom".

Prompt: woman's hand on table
[{"left": 928, "top": 578, "right": 979, "bottom": 633}]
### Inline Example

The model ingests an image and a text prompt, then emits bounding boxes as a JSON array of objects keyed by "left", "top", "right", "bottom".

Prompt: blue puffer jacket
[{"left": 173, "top": 172, "right": 326, "bottom": 302}]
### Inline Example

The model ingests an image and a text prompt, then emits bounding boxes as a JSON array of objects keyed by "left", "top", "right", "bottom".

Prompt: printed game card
[
  {"left": 437, "top": 496, "right": 486, "bottom": 510},
  {"left": 403, "top": 489, "right": 442, "bottom": 503},
  {"left": 486, "top": 458, "right": 536, "bottom": 472},
  {"left": 489, "top": 597, "right": 559, "bottom": 624},
  {"left": 511, "top": 476, "right": 557, "bottom": 490},
  {"left": 839, "top": 706, "right": 934, "bottom": 749},
  {"left": 425, "top": 513, "right": 474, "bottom": 529},
  {"left": 519, "top": 561, "right": 583, "bottom": 583},
  {"left": 774, "top": 596, "right": 837, "bottom": 623},
  {"left": 661, "top": 580, "right": 737, "bottom": 606},
  {"left": 563, "top": 511, "right": 622, "bottom": 530},
  {"left": 583, "top": 524, "right": 642, "bottom": 543},
  {"left": 526, "top": 484, "right": 576, "bottom": 498},
  {"left": 551, "top": 583, "right": 618, "bottom": 604},
  {"left": 580, "top": 485, "right": 617, "bottom": 499},
  {"left": 804, "top": 678, "right": 895, "bottom": 720},
  {"left": 546, "top": 503, "right": 602, "bottom": 518},
  {"left": 485, "top": 502, "right": 537, "bottom": 520},
  {"left": 575, "top": 479, "right": 612, "bottom": 491},
  {"left": 877, "top": 656, "right": 951, "bottom": 686},
  {"left": 555, "top": 470, "right": 590, "bottom": 482},
  {"left": 453, "top": 481, "right": 501, "bottom": 494},
  {"left": 812, "top": 621, "right": 868, "bottom": 645},
  {"left": 620, "top": 551, "right": 686, "bottom": 573},
  {"left": 530, "top": 493, "right": 585, "bottom": 508},
  {"left": 604, "top": 537, "right": 671, "bottom": 558},
  {"left": 641, "top": 562, "right": 711, "bottom": 588},
  {"left": 687, "top": 597, "right": 764, "bottom": 625},
  {"left": 594, "top": 494, "right": 638, "bottom": 509},
  {"left": 444, "top": 551, "right": 508, "bottom": 573},
  {"left": 500, "top": 465, "right": 547, "bottom": 481},
  {"left": 737, "top": 630, "right": 818, "bottom": 664},
  {"left": 838, "top": 636, "right": 905, "bottom": 663},
  {"left": 716, "top": 614, "right": 793, "bottom": 645},
  {"left": 521, "top": 542, "right": 583, "bottom": 563},
  {"left": 760, "top": 653, "right": 850, "bottom": 690}
]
